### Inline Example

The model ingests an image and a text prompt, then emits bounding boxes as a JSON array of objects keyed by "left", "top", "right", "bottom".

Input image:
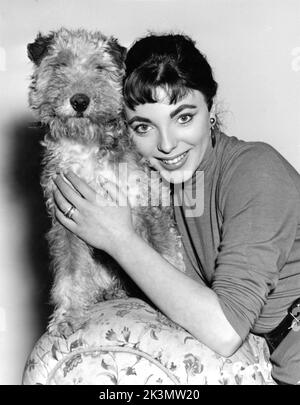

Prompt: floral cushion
[{"left": 22, "top": 298, "right": 276, "bottom": 385}]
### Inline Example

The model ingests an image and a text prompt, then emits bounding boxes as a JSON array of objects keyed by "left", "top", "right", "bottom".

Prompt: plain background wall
[{"left": 0, "top": 0, "right": 299, "bottom": 384}]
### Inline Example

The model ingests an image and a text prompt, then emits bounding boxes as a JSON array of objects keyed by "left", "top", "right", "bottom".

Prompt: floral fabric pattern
[{"left": 22, "top": 298, "right": 276, "bottom": 385}]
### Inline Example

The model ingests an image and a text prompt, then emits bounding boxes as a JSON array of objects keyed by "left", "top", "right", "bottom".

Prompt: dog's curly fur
[{"left": 27, "top": 28, "right": 185, "bottom": 336}]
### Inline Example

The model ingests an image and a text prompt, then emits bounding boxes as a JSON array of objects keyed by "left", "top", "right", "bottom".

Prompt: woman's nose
[{"left": 157, "top": 132, "right": 177, "bottom": 154}]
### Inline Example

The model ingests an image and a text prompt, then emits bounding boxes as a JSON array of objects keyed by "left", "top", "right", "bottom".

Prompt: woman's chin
[{"left": 160, "top": 168, "right": 194, "bottom": 184}]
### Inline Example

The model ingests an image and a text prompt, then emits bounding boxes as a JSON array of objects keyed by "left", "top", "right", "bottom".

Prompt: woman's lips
[{"left": 157, "top": 150, "right": 189, "bottom": 171}]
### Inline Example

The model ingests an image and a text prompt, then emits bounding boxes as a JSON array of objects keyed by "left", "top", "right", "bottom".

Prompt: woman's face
[{"left": 125, "top": 88, "right": 211, "bottom": 184}]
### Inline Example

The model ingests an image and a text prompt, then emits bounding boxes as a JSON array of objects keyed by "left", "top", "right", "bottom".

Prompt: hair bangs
[{"left": 124, "top": 62, "right": 191, "bottom": 110}]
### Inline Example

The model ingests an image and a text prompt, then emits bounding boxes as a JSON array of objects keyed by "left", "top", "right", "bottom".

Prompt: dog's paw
[
  {"left": 48, "top": 307, "right": 91, "bottom": 338},
  {"left": 103, "top": 287, "right": 128, "bottom": 300},
  {"left": 47, "top": 309, "right": 81, "bottom": 338},
  {"left": 47, "top": 318, "right": 75, "bottom": 339}
]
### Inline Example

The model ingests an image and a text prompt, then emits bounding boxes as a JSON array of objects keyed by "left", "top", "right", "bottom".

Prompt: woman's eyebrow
[
  {"left": 127, "top": 116, "right": 152, "bottom": 125},
  {"left": 170, "top": 104, "right": 197, "bottom": 119}
]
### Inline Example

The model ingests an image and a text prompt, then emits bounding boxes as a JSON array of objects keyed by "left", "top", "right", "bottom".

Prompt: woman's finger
[
  {"left": 64, "top": 171, "right": 97, "bottom": 201},
  {"left": 54, "top": 174, "right": 85, "bottom": 209},
  {"left": 54, "top": 204, "right": 78, "bottom": 231},
  {"left": 53, "top": 185, "right": 79, "bottom": 223},
  {"left": 99, "top": 177, "right": 128, "bottom": 207}
]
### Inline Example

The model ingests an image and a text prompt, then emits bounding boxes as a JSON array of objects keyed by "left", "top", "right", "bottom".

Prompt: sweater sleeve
[{"left": 211, "top": 144, "right": 299, "bottom": 340}]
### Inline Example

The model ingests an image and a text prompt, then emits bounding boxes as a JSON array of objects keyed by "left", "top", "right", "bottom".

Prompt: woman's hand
[{"left": 53, "top": 171, "right": 136, "bottom": 256}]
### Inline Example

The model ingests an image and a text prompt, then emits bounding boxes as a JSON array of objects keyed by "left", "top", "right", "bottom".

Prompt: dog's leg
[
  {"left": 134, "top": 206, "right": 185, "bottom": 273},
  {"left": 47, "top": 221, "right": 117, "bottom": 337},
  {"left": 129, "top": 165, "right": 185, "bottom": 273}
]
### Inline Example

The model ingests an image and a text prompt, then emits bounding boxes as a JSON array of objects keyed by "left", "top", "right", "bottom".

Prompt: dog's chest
[
  {"left": 52, "top": 140, "right": 110, "bottom": 182},
  {"left": 46, "top": 140, "right": 149, "bottom": 206}
]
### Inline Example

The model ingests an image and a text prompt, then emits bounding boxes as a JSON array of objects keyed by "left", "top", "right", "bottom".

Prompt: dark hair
[{"left": 123, "top": 33, "right": 218, "bottom": 111}]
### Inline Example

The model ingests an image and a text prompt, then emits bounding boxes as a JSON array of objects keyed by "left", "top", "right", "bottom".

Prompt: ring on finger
[{"left": 64, "top": 205, "right": 76, "bottom": 220}]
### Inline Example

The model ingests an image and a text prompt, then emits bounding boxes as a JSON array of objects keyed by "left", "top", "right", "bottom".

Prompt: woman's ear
[{"left": 27, "top": 32, "right": 54, "bottom": 65}]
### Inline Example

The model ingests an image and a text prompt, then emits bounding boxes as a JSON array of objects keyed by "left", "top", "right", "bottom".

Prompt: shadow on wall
[
  {"left": 6, "top": 117, "right": 153, "bottom": 342},
  {"left": 8, "top": 117, "right": 53, "bottom": 336}
]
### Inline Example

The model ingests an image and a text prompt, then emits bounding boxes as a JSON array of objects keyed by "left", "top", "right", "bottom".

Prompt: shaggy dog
[{"left": 27, "top": 28, "right": 184, "bottom": 336}]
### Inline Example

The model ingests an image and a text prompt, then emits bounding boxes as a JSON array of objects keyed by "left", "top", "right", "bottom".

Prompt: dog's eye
[
  {"left": 55, "top": 62, "right": 68, "bottom": 69},
  {"left": 95, "top": 65, "right": 103, "bottom": 72}
]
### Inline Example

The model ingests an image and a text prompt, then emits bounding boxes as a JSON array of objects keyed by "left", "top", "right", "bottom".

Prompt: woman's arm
[
  {"left": 111, "top": 228, "right": 242, "bottom": 357},
  {"left": 53, "top": 171, "right": 242, "bottom": 357}
]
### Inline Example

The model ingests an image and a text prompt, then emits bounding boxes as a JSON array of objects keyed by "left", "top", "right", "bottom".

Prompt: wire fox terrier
[{"left": 27, "top": 28, "right": 184, "bottom": 336}]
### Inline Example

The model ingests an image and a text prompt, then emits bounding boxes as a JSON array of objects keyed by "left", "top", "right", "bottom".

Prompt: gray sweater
[{"left": 173, "top": 131, "right": 300, "bottom": 384}]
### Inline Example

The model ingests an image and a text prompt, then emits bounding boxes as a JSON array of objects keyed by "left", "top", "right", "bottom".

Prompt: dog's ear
[
  {"left": 27, "top": 32, "right": 54, "bottom": 65},
  {"left": 106, "top": 37, "right": 127, "bottom": 69}
]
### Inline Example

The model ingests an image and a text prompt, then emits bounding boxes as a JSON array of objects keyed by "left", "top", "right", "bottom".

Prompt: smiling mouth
[{"left": 159, "top": 151, "right": 189, "bottom": 165}]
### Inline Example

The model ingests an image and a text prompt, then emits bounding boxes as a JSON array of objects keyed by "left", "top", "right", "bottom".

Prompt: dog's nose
[{"left": 70, "top": 93, "right": 90, "bottom": 113}]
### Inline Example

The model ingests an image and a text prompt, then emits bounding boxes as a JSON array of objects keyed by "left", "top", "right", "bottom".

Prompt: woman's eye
[
  {"left": 178, "top": 114, "right": 193, "bottom": 124},
  {"left": 133, "top": 124, "right": 151, "bottom": 134}
]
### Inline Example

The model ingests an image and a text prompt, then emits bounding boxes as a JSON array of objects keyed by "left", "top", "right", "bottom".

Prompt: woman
[{"left": 53, "top": 34, "right": 300, "bottom": 384}]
